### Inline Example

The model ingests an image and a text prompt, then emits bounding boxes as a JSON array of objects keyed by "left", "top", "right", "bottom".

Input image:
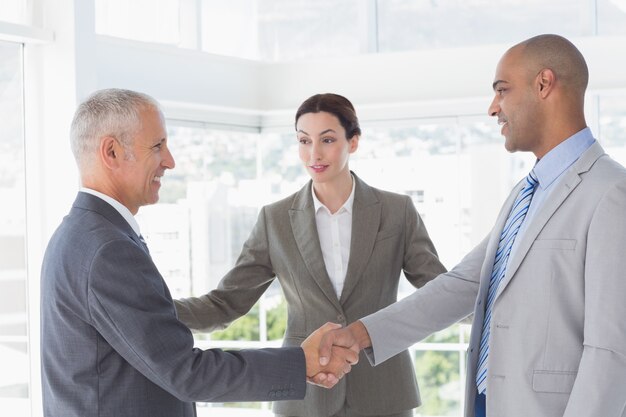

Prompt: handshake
[{"left": 300, "top": 321, "right": 372, "bottom": 388}]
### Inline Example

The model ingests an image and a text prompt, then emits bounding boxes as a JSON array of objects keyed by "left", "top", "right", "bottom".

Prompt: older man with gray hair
[{"left": 41, "top": 88, "right": 357, "bottom": 417}]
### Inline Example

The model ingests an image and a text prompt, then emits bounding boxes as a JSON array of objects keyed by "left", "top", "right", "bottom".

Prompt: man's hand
[
  {"left": 301, "top": 322, "right": 359, "bottom": 388},
  {"left": 318, "top": 321, "right": 371, "bottom": 366}
]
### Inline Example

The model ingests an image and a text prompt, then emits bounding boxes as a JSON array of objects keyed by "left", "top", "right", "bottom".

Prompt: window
[
  {"left": 138, "top": 114, "right": 534, "bottom": 416},
  {"left": 597, "top": 0, "right": 626, "bottom": 35},
  {"left": 0, "top": 40, "right": 28, "bottom": 417},
  {"left": 376, "top": 0, "right": 595, "bottom": 53},
  {"left": 95, "top": 0, "right": 186, "bottom": 46},
  {"left": 599, "top": 95, "right": 626, "bottom": 166},
  {"left": 0, "top": 0, "right": 28, "bottom": 24},
  {"left": 95, "top": 0, "right": 626, "bottom": 61}
]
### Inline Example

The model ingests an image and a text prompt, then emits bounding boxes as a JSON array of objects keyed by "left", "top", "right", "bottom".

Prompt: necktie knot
[{"left": 526, "top": 169, "right": 539, "bottom": 188}]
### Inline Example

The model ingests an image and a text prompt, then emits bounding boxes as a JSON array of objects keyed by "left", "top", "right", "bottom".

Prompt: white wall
[{"left": 92, "top": 34, "right": 626, "bottom": 129}]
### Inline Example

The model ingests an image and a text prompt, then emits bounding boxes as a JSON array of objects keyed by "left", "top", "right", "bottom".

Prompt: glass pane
[
  {"left": 356, "top": 122, "right": 464, "bottom": 268},
  {"left": 377, "top": 0, "right": 593, "bottom": 52},
  {"left": 0, "top": 40, "right": 29, "bottom": 414},
  {"left": 599, "top": 95, "right": 626, "bottom": 165},
  {"left": 257, "top": 0, "right": 361, "bottom": 60},
  {"left": 414, "top": 350, "right": 461, "bottom": 416},
  {"left": 137, "top": 125, "right": 260, "bottom": 299},
  {"left": 0, "top": 0, "right": 27, "bottom": 24},
  {"left": 95, "top": 0, "right": 182, "bottom": 45},
  {"left": 597, "top": 0, "right": 626, "bottom": 35},
  {"left": 201, "top": 0, "right": 260, "bottom": 59}
]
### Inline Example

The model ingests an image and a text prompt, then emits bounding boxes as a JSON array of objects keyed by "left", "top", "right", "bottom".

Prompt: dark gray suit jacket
[
  {"left": 41, "top": 192, "right": 306, "bottom": 417},
  {"left": 175, "top": 174, "right": 446, "bottom": 416}
]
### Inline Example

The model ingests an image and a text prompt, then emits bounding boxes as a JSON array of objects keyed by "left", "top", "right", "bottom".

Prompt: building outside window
[{"left": 0, "top": 40, "right": 29, "bottom": 417}]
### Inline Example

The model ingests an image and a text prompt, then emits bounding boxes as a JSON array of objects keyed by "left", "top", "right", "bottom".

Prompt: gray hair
[{"left": 70, "top": 88, "right": 161, "bottom": 169}]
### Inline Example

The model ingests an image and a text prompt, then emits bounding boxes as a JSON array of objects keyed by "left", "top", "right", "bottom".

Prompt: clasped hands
[{"left": 300, "top": 321, "right": 365, "bottom": 388}]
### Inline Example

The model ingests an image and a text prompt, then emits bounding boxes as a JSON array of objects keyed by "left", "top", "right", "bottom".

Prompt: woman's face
[{"left": 296, "top": 111, "right": 358, "bottom": 185}]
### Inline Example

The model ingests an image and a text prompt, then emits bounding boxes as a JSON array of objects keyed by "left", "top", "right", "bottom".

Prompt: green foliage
[
  {"left": 414, "top": 350, "right": 460, "bottom": 416},
  {"left": 414, "top": 324, "right": 463, "bottom": 416},
  {"left": 208, "top": 298, "right": 287, "bottom": 341},
  {"left": 266, "top": 298, "right": 287, "bottom": 340},
  {"left": 210, "top": 305, "right": 261, "bottom": 341}
]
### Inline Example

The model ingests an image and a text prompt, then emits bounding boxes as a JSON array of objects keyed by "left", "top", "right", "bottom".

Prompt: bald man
[{"left": 317, "top": 34, "right": 626, "bottom": 417}]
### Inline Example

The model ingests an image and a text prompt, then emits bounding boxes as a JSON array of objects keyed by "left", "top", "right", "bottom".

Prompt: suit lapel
[
  {"left": 289, "top": 182, "right": 343, "bottom": 311},
  {"left": 340, "top": 175, "right": 381, "bottom": 304},
  {"left": 494, "top": 142, "right": 605, "bottom": 300}
]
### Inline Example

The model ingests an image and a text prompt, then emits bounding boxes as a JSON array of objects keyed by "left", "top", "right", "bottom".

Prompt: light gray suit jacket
[
  {"left": 40, "top": 192, "right": 306, "bottom": 417},
  {"left": 175, "top": 174, "right": 446, "bottom": 416},
  {"left": 360, "top": 142, "right": 626, "bottom": 417}
]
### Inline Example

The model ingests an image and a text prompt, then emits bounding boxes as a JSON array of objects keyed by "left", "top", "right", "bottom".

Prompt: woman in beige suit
[{"left": 175, "top": 93, "right": 446, "bottom": 417}]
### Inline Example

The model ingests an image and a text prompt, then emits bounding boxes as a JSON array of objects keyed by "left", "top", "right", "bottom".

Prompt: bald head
[
  {"left": 511, "top": 34, "right": 588, "bottom": 98},
  {"left": 488, "top": 34, "right": 589, "bottom": 157}
]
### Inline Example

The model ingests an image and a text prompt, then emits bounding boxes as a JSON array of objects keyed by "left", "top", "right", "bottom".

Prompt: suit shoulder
[
  {"left": 262, "top": 189, "right": 304, "bottom": 215},
  {"left": 46, "top": 207, "right": 133, "bottom": 260},
  {"left": 367, "top": 186, "right": 412, "bottom": 207},
  {"left": 586, "top": 154, "right": 626, "bottom": 186}
]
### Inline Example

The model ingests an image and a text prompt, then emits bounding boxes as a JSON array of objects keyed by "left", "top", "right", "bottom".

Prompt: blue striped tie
[{"left": 476, "top": 170, "right": 539, "bottom": 395}]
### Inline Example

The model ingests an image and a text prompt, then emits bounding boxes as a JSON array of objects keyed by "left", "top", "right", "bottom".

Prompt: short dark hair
[{"left": 295, "top": 93, "right": 361, "bottom": 139}]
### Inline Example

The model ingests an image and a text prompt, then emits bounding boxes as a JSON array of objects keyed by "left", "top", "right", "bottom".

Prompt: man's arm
[
  {"left": 89, "top": 239, "right": 308, "bottom": 402},
  {"left": 318, "top": 235, "right": 487, "bottom": 369}
]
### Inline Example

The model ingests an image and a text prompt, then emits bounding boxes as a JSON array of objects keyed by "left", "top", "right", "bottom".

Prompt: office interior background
[{"left": 1, "top": 0, "right": 626, "bottom": 415}]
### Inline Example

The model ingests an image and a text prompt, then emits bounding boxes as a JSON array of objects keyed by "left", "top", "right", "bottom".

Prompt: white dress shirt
[
  {"left": 80, "top": 187, "right": 142, "bottom": 238},
  {"left": 312, "top": 177, "right": 355, "bottom": 299}
]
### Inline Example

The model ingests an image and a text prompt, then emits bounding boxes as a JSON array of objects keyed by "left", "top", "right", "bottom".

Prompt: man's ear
[
  {"left": 100, "top": 136, "right": 121, "bottom": 169},
  {"left": 536, "top": 68, "right": 556, "bottom": 99}
]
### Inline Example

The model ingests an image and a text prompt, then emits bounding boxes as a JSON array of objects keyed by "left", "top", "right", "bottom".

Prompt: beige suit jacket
[
  {"left": 175, "top": 174, "right": 446, "bottom": 416},
  {"left": 362, "top": 142, "right": 626, "bottom": 417}
]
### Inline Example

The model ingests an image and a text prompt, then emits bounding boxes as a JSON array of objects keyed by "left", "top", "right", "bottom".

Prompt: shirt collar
[
  {"left": 80, "top": 187, "right": 142, "bottom": 237},
  {"left": 312, "top": 175, "right": 356, "bottom": 215},
  {"left": 533, "top": 127, "right": 596, "bottom": 190}
]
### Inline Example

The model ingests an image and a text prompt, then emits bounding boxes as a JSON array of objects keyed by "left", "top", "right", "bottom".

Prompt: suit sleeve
[
  {"left": 174, "top": 206, "right": 275, "bottom": 331},
  {"left": 361, "top": 234, "right": 486, "bottom": 366},
  {"left": 401, "top": 195, "right": 447, "bottom": 288},
  {"left": 563, "top": 179, "right": 626, "bottom": 417},
  {"left": 87, "top": 237, "right": 305, "bottom": 403}
]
